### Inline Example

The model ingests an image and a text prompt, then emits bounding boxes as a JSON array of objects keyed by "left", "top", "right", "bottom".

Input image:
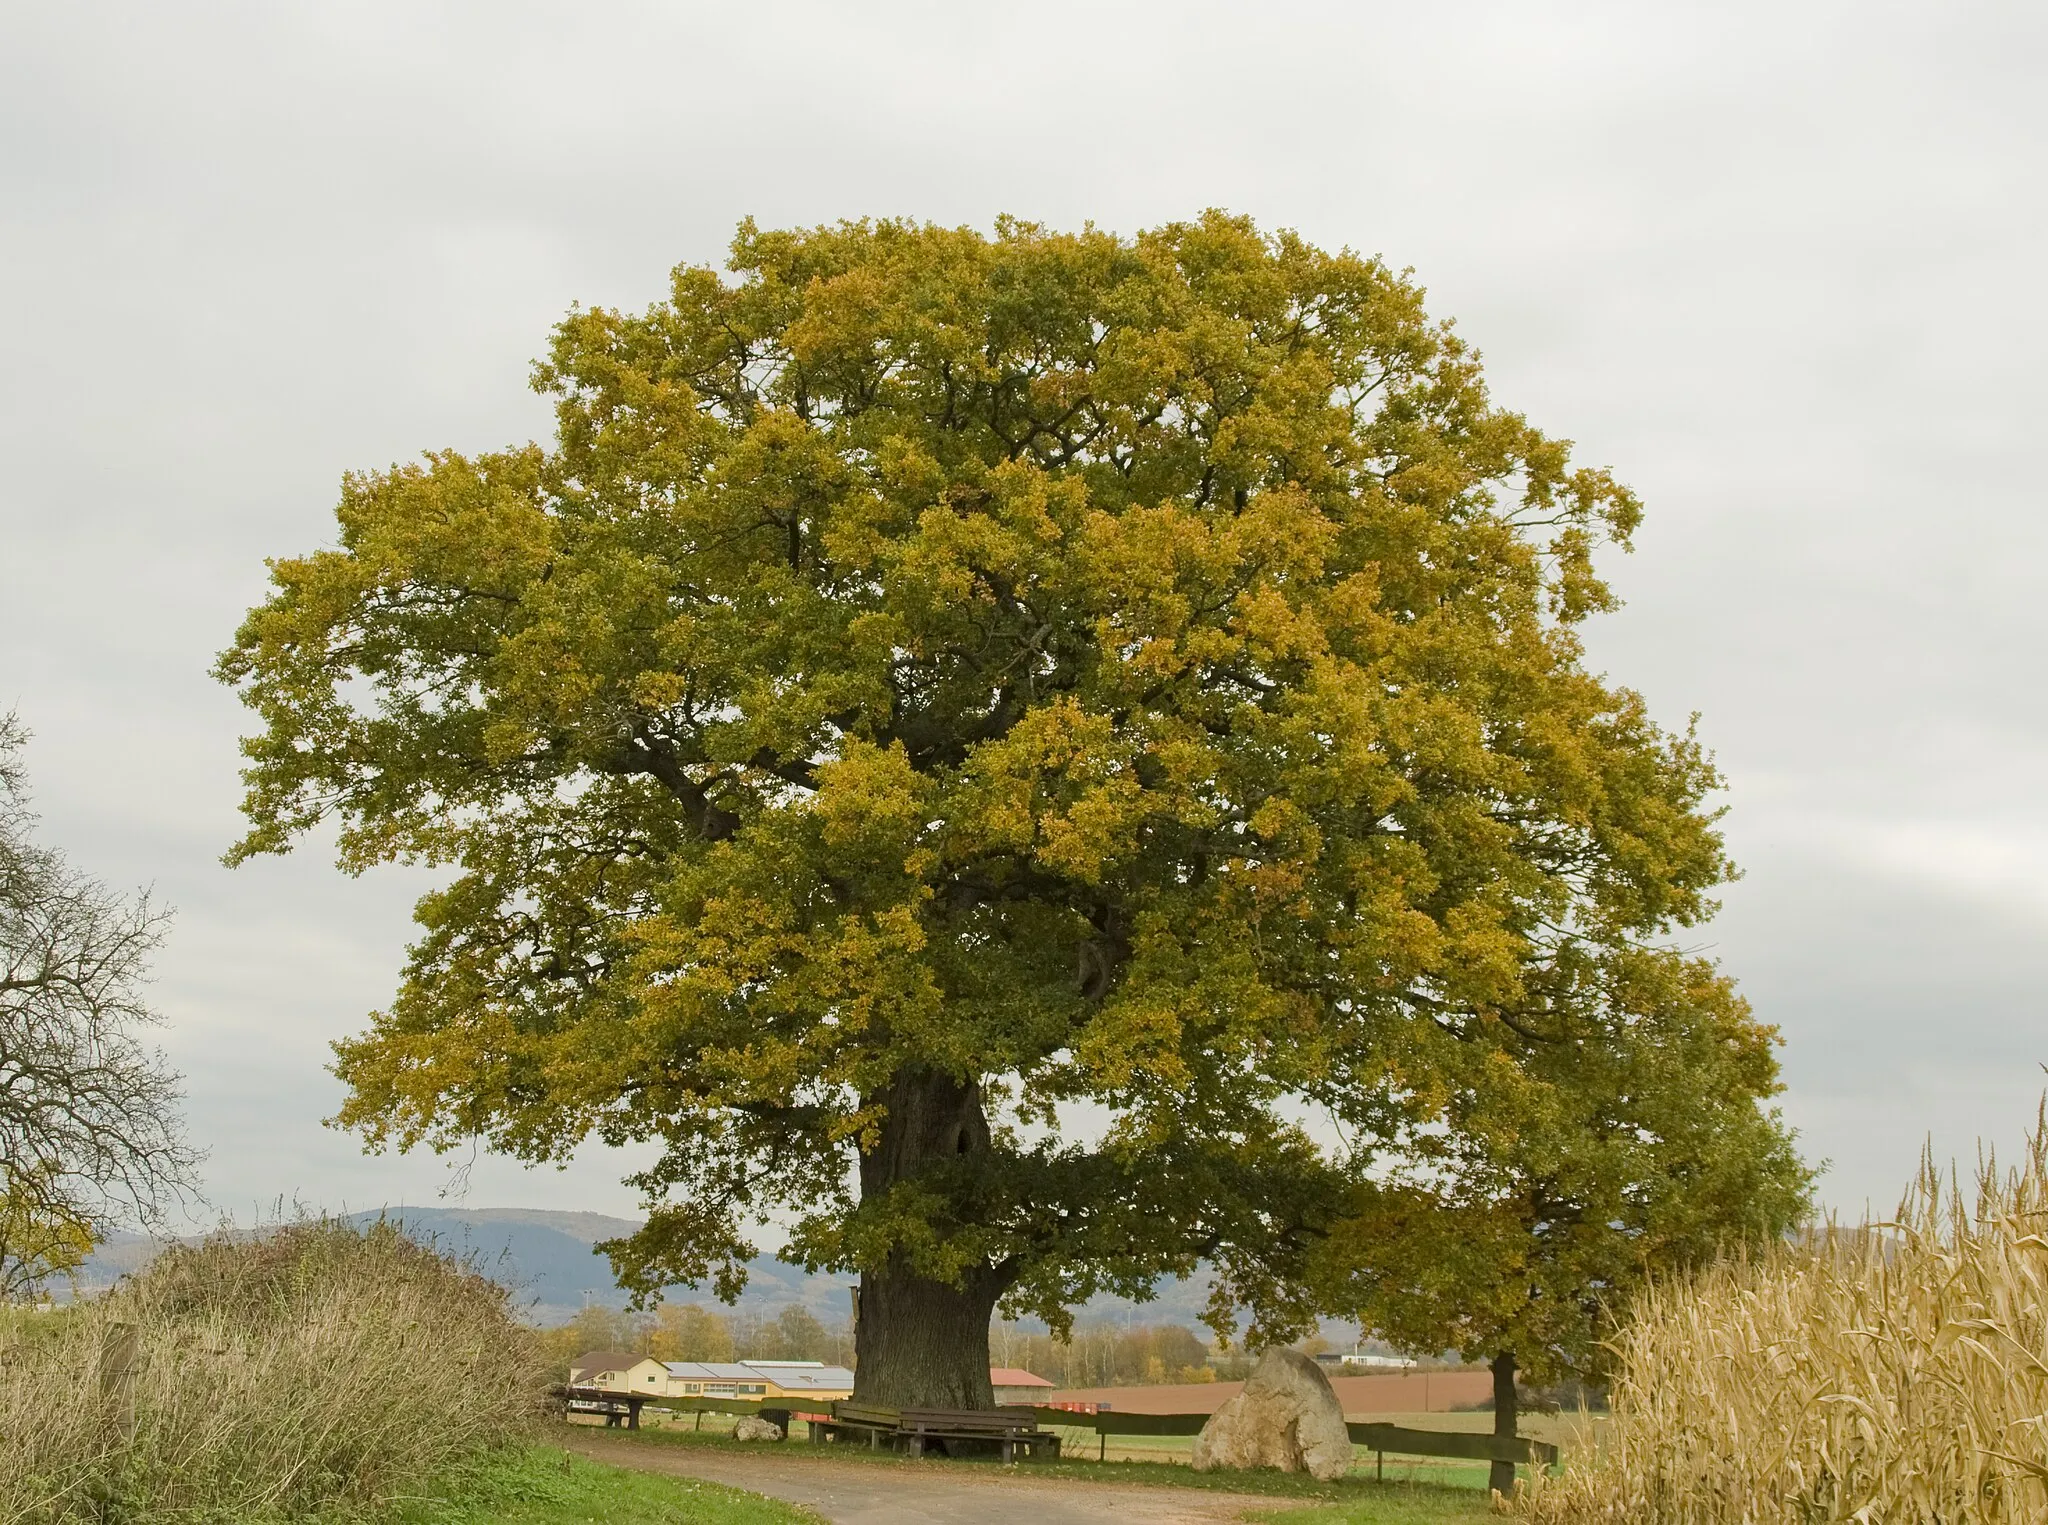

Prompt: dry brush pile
[
  {"left": 0, "top": 1218, "right": 546, "bottom": 1524},
  {"left": 1524, "top": 1113, "right": 2048, "bottom": 1523}
]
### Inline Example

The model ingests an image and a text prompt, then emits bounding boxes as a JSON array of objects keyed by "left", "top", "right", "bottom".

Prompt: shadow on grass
[{"left": 565, "top": 1420, "right": 1496, "bottom": 1517}]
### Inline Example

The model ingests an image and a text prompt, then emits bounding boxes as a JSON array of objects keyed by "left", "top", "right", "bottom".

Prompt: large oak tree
[{"left": 219, "top": 214, "right": 1778, "bottom": 1407}]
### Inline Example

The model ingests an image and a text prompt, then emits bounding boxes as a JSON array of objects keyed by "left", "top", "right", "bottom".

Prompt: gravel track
[{"left": 565, "top": 1431, "right": 1287, "bottom": 1525}]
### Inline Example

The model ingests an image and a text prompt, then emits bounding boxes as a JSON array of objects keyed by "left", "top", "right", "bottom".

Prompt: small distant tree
[
  {"left": 0, "top": 1172, "right": 95, "bottom": 1301},
  {"left": 766, "top": 1303, "right": 830, "bottom": 1361},
  {"left": 220, "top": 214, "right": 1765, "bottom": 1408},
  {"left": 0, "top": 712, "right": 199, "bottom": 1299},
  {"left": 651, "top": 1301, "right": 736, "bottom": 1362},
  {"left": 1313, "top": 950, "right": 1811, "bottom": 1495},
  {"left": 538, "top": 1304, "right": 638, "bottom": 1372},
  {"left": 1151, "top": 1322, "right": 1210, "bottom": 1375}
]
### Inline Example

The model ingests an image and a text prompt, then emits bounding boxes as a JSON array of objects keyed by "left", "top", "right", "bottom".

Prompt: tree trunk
[
  {"left": 849, "top": 1068, "right": 1006, "bottom": 1410},
  {"left": 1489, "top": 1349, "right": 1518, "bottom": 1498},
  {"left": 852, "top": 1257, "right": 1003, "bottom": 1409}
]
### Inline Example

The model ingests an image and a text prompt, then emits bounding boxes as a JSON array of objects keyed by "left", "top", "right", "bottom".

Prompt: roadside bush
[
  {"left": 0, "top": 1218, "right": 546, "bottom": 1524},
  {"left": 1524, "top": 1109, "right": 2048, "bottom": 1523}
]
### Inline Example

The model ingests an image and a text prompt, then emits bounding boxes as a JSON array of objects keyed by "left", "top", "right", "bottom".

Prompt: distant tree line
[
  {"left": 991, "top": 1319, "right": 1220, "bottom": 1387},
  {"left": 536, "top": 1301, "right": 854, "bottom": 1376},
  {"left": 539, "top": 1301, "right": 1319, "bottom": 1390}
]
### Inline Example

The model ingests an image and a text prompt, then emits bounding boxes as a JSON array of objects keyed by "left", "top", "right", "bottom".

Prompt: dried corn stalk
[{"left": 1524, "top": 1106, "right": 2048, "bottom": 1523}]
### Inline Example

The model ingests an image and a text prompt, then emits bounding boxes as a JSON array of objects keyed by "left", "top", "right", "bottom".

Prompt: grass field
[
  {"left": 581, "top": 1422, "right": 1495, "bottom": 1517},
  {"left": 382, "top": 1445, "right": 819, "bottom": 1524}
]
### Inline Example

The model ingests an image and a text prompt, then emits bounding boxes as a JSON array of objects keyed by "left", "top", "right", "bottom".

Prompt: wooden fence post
[{"left": 99, "top": 1321, "right": 141, "bottom": 1447}]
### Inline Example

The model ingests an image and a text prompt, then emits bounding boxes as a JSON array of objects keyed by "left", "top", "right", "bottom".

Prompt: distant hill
[
  {"left": 333, "top": 1207, "right": 857, "bottom": 1325},
  {"left": 70, "top": 1208, "right": 849, "bottom": 1326},
  {"left": 74, "top": 1206, "right": 1259, "bottom": 1332}
]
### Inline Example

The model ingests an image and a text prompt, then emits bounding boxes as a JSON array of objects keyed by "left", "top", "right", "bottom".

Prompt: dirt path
[{"left": 565, "top": 1433, "right": 1288, "bottom": 1525}]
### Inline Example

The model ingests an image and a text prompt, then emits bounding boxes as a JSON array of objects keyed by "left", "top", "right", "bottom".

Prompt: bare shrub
[
  {"left": 0, "top": 1217, "right": 546, "bottom": 1523},
  {"left": 1523, "top": 1107, "right": 2048, "bottom": 1523},
  {"left": 0, "top": 710, "right": 201, "bottom": 1297}
]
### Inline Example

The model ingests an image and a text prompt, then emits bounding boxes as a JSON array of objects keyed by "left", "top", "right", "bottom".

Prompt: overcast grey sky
[{"left": 3, "top": 0, "right": 2043, "bottom": 1226}]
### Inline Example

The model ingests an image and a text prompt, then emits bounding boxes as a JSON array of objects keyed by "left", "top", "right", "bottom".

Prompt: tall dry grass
[
  {"left": 0, "top": 1218, "right": 546, "bottom": 1524},
  {"left": 1523, "top": 1111, "right": 2048, "bottom": 1523}
]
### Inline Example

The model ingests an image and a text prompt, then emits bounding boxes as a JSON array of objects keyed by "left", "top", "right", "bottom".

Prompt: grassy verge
[
  {"left": 575, "top": 1421, "right": 1495, "bottom": 1515},
  {"left": 381, "top": 1445, "right": 818, "bottom": 1524},
  {"left": 2, "top": 1220, "right": 546, "bottom": 1524}
]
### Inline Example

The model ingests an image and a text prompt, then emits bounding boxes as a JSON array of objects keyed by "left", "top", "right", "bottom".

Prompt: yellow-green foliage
[
  {"left": 0, "top": 1219, "right": 544, "bottom": 1524},
  {"left": 1524, "top": 1113, "right": 2048, "bottom": 1523},
  {"left": 216, "top": 215, "right": 1778, "bottom": 1364}
]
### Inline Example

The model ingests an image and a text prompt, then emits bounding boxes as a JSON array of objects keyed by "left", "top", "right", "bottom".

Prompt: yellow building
[
  {"left": 661, "top": 1359, "right": 855, "bottom": 1404},
  {"left": 568, "top": 1350, "right": 669, "bottom": 1395}
]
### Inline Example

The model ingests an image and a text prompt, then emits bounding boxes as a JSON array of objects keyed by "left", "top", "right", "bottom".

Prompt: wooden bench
[
  {"left": 556, "top": 1383, "right": 648, "bottom": 1429},
  {"left": 816, "top": 1401, "right": 1061, "bottom": 1461}
]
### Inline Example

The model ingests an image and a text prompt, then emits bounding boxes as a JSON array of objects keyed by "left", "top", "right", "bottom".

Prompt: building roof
[
  {"left": 569, "top": 1350, "right": 653, "bottom": 1376},
  {"left": 989, "top": 1367, "right": 1054, "bottom": 1387},
  {"left": 661, "top": 1360, "right": 855, "bottom": 1389},
  {"left": 662, "top": 1362, "right": 767, "bottom": 1381},
  {"left": 763, "top": 1366, "right": 856, "bottom": 1392}
]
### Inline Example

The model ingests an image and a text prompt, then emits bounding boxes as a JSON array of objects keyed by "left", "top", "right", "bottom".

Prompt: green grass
[
  {"left": 379, "top": 1445, "right": 819, "bottom": 1524},
  {"left": 579, "top": 1421, "right": 1498, "bottom": 1514}
]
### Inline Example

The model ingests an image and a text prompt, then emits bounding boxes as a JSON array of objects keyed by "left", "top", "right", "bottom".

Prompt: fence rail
[
  {"left": 1028, "top": 1404, "right": 1557, "bottom": 1467},
  {"left": 1349, "top": 1422, "right": 1557, "bottom": 1466},
  {"left": 568, "top": 1388, "right": 1558, "bottom": 1469}
]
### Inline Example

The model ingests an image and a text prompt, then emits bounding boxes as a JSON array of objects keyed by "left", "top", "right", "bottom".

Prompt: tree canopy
[
  {"left": 1319, "top": 953, "right": 1808, "bottom": 1385},
  {"left": 218, "top": 213, "right": 1790, "bottom": 1405},
  {"left": 1312, "top": 940, "right": 1808, "bottom": 1488}
]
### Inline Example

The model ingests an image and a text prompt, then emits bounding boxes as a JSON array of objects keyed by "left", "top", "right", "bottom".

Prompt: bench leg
[{"left": 1002, "top": 1438, "right": 1014, "bottom": 1463}]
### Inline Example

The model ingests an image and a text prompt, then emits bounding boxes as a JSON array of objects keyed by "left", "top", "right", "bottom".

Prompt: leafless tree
[{"left": 0, "top": 711, "right": 201, "bottom": 1296}]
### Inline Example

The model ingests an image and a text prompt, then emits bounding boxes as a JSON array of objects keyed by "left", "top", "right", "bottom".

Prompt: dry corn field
[
  {"left": 0, "top": 1218, "right": 545, "bottom": 1524},
  {"left": 1522, "top": 1113, "right": 2048, "bottom": 1523}
]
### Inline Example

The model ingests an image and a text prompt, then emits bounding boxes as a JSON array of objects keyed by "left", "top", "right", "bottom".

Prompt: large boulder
[
  {"left": 1191, "top": 1348, "right": 1354, "bottom": 1482},
  {"left": 732, "top": 1415, "right": 785, "bottom": 1442}
]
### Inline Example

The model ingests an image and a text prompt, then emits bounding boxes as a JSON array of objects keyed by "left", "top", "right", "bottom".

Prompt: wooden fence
[
  {"left": 1028, "top": 1405, "right": 1556, "bottom": 1469},
  {"left": 565, "top": 1388, "right": 1559, "bottom": 1473}
]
